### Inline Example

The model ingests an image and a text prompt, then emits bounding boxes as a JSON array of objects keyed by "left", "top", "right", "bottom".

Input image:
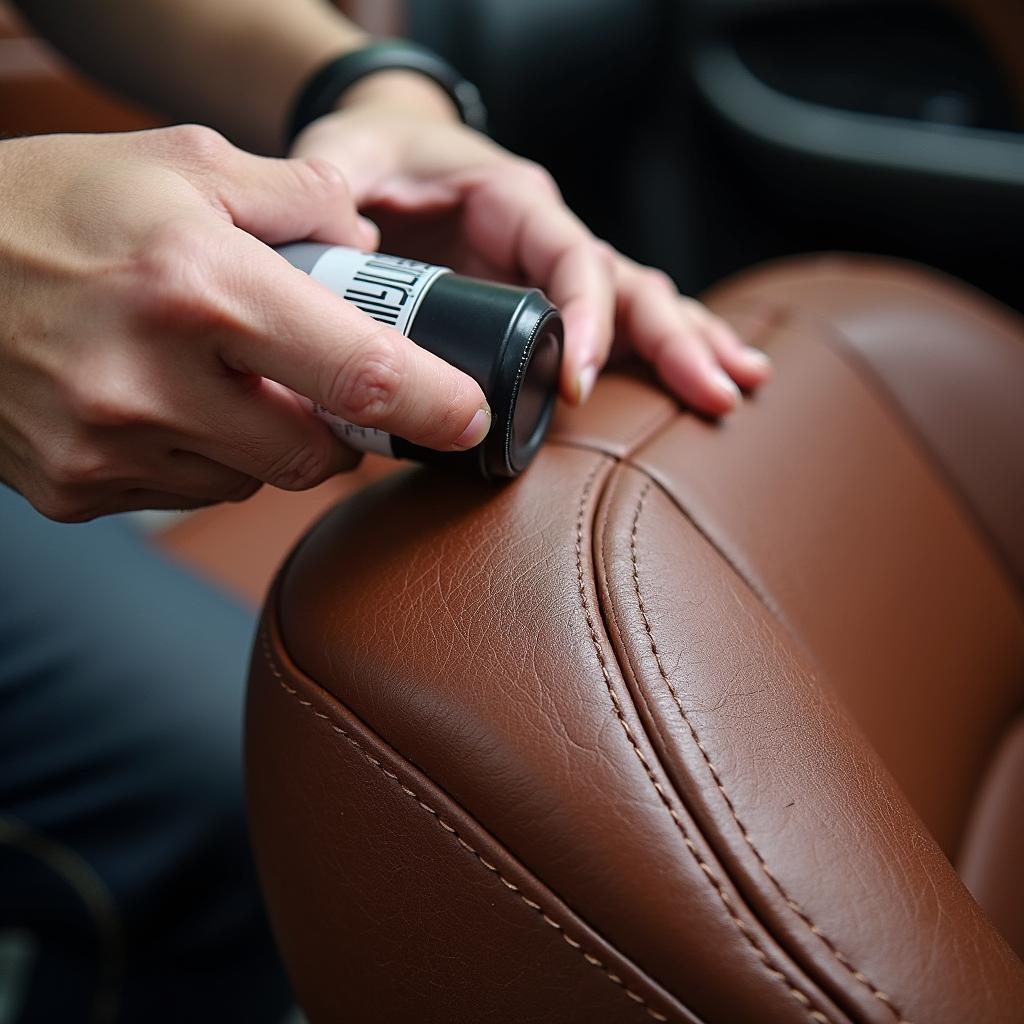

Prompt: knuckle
[
  {"left": 643, "top": 267, "right": 677, "bottom": 295},
  {"left": 294, "top": 156, "right": 349, "bottom": 201},
  {"left": 63, "top": 379, "right": 139, "bottom": 429},
  {"left": 140, "top": 221, "right": 207, "bottom": 282},
  {"left": 263, "top": 444, "right": 332, "bottom": 491},
  {"left": 593, "top": 239, "right": 618, "bottom": 272},
  {"left": 133, "top": 222, "right": 222, "bottom": 330},
  {"left": 677, "top": 298, "right": 718, "bottom": 336},
  {"left": 515, "top": 159, "right": 559, "bottom": 195},
  {"left": 325, "top": 335, "right": 404, "bottom": 425},
  {"left": 35, "top": 482, "right": 100, "bottom": 523},
  {"left": 40, "top": 437, "right": 113, "bottom": 488},
  {"left": 166, "top": 123, "right": 231, "bottom": 168}
]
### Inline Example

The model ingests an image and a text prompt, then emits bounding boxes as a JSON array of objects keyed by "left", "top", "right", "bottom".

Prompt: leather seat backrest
[{"left": 247, "top": 256, "right": 1024, "bottom": 1024}]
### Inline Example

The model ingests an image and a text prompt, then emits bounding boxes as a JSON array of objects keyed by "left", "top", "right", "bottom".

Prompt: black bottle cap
[
  {"left": 393, "top": 275, "right": 563, "bottom": 479},
  {"left": 273, "top": 242, "right": 563, "bottom": 479}
]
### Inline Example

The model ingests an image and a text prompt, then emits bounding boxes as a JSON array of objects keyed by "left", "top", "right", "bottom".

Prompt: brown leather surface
[
  {"left": 248, "top": 609, "right": 701, "bottom": 1024},
  {"left": 706, "top": 255, "right": 1024, "bottom": 596},
  {"left": 631, "top": 302, "right": 1024, "bottom": 856},
  {"left": 264, "top": 452, "right": 855, "bottom": 1024},
  {"left": 958, "top": 715, "right": 1024, "bottom": 959},
  {"left": 248, "top": 256, "right": 1024, "bottom": 1023},
  {"left": 546, "top": 370, "right": 678, "bottom": 459}
]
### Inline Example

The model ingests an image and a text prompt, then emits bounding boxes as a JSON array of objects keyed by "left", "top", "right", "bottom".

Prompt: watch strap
[{"left": 288, "top": 39, "right": 487, "bottom": 144}]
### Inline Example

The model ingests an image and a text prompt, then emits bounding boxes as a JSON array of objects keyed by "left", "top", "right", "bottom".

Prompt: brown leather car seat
[{"left": 246, "top": 255, "right": 1024, "bottom": 1024}]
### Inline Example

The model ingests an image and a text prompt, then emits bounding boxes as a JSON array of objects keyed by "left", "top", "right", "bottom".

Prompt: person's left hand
[{"left": 292, "top": 78, "right": 771, "bottom": 415}]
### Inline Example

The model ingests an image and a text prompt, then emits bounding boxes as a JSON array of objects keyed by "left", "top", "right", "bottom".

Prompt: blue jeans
[{"left": 0, "top": 486, "right": 291, "bottom": 1023}]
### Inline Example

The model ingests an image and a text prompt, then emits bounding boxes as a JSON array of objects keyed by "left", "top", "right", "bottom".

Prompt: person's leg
[{"left": 0, "top": 486, "right": 291, "bottom": 1023}]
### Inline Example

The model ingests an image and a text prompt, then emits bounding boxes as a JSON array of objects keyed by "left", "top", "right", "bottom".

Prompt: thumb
[{"left": 209, "top": 144, "right": 376, "bottom": 248}]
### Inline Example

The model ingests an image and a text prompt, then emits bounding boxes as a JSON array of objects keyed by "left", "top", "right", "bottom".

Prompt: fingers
[
  {"left": 103, "top": 462, "right": 262, "bottom": 516},
  {"left": 622, "top": 277, "right": 742, "bottom": 416},
  {"left": 8, "top": 444, "right": 262, "bottom": 522},
  {"left": 158, "top": 450, "right": 263, "bottom": 502},
  {"left": 551, "top": 241, "right": 616, "bottom": 404},
  {"left": 219, "top": 150, "right": 377, "bottom": 248},
  {"left": 456, "top": 164, "right": 770, "bottom": 413},
  {"left": 682, "top": 297, "right": 772, "bottom": 392},
  {"left": 459, "top": 166, "right": 616, "bottom": 404},
  {"left": 182, "top": 376, "right": 363, "bottom": 490},
  {"left": 210, "top": 233, "right": 492, "bottom": 453},
  {"left": 156, "top": 124, "right": 377, "bottom": 248},
  {"left": 612, "top": 255, "right": 771, "bottom": 416}
]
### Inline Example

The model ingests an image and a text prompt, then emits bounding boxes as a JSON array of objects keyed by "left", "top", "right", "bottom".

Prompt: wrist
[{"left": 335, "top": 68, "right": 463, "bottom": 124}]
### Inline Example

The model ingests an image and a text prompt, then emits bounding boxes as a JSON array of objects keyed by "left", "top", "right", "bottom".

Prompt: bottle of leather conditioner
[{"left": 275, "top": 243, "right": 563, "bottom": 480}]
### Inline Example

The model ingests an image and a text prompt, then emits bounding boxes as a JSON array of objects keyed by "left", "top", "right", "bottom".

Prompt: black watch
[{"left": 288, "top": 39, "right": 487, "bottom": 144}]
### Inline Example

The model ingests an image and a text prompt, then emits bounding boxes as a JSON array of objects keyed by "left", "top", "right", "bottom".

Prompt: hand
[
  {"left": 292, "top": 82, "right": 771, "bottom": 413},
  {"left": 0, "top": 126, "right": 490, "bottom": 522}
]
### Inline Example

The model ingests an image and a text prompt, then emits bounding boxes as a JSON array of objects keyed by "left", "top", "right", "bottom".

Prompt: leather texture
[
  {"left": 958, "top": 714, "right": 1024, "bottom": 961},
  {"left": 247, "top": 255, "right": 1024, "bottom": 1023}
]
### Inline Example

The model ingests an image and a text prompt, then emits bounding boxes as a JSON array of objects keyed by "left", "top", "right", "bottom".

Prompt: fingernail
[
  {"left": 712, "top": 369, "right": 742, "bottom": 405},
  {"left": 453, "top": 405, "right": 491, "bottom": 450},
  {"left": 743, "top": 348, "right": 772, "bottom": 372},
  {"left": 575, "top": 364, "right": 599, "bottom": 405}
]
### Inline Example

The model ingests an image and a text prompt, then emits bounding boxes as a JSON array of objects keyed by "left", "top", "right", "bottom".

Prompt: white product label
[
  {"left": 312, "top": 405, "right": 395, "bottom": 456},
  {"left": 308, "top": 248, "right": 450, "bottom": 456}
]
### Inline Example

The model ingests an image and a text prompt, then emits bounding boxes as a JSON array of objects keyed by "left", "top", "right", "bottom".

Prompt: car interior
[{"left": 1, "top": 0, "right": 1021, "bottom": 1021}]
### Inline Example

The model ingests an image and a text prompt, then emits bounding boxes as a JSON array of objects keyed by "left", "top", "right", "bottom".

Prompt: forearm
[{"left": 15, "top": 0, "right": 367, "bottom": 153}]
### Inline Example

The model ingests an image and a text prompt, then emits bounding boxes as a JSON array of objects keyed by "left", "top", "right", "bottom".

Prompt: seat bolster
[
  {"left": 257, "top": 449, "right": 852, "bottom": 1024},
  {"left": 595, "top": 462, "right": 1024, "bottom": 1024},
  {"left": 247, "top": 256, "right": 1024, "bottom": 1024},
  {"left": 246, "top": 612, "right": 697, "bottom": 1024}
]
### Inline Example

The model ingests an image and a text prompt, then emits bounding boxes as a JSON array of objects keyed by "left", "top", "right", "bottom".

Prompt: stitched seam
[
  {"left": 629, "top": 481, "right": 911, "bottom": 1024},
  {"left": 549, "top": 306, "right": 784, "bottom": 464},
  {"left": 576, "top": 460, "right": 831, "bottom": 1024},
  {"left": 257, "top": 628, "right": 669, "bottom": 1023},
  {"left": 622, "top": 403, "right": 678, "bottom": 452},
  {"left": 547, "top": 402, "right": 676, "bottom": 461}
]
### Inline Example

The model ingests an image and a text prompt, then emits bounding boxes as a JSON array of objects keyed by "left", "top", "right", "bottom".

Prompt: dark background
[
  {"left": 2, "top": 0, "right": 1021, "bottom": 308},
  {"left": 407, "top": 0, "right": 1023, "bottom": 310}
]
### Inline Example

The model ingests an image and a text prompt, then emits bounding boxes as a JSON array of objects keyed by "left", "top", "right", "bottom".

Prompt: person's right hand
[{"left": 0, "top": 126, "right": 490, "bottom": 522}]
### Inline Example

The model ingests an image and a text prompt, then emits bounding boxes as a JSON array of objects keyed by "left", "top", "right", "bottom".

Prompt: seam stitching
[
  {"left": 622, "top": 403, "right": 678, "bottom": 451},
  {"left": 629, "top": 481, "right": 911, "bottom": 1024},
  {"left": 547, "top": 401, "right": 675, "bottom": 461},
  {"left": 576, "top": 460, "right": 830, "bottom": 1024},
  {"left": 257, "top": 627, "right": 669, "bottom": 1023}
]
